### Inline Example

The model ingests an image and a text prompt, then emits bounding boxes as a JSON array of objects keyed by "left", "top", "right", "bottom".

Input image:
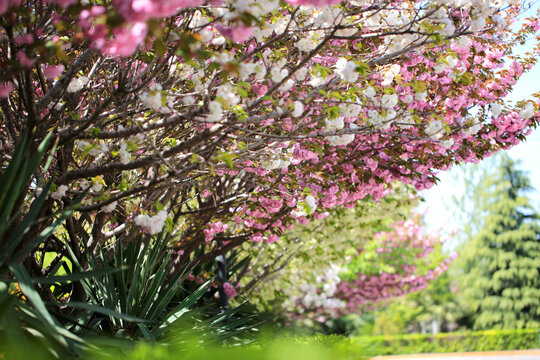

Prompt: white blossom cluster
[
  {"left": 77, "top": 140, "right": 109, "bottom": 157},
  {"left": 325, "top": 117, "right": 355, "bottom": 146},
  {"left": 367, "top": 109, "right": 395, "bottom": 130},
  {"left": 134, "top": 210, "right": 168, "bottom": 235},
  {"left": 290, "top": 194, "right": 318, "bottom": 218},
  {"left": 139, "top": 83, "right": 174, "bottom": 114},
  {"left": 260, "top": 147, "right": 293, "bottom": 170},
  {"left": 66, "top": 76, "right": 89, "bottom": 93},
  {"left": 50, "top": 184, "right": 68, "bottom": 200},
  {"left": 462, "top": 122, "right": 482, "bottom": 136},
  {"left": 101, "top": 201, "right": 117, "bottom": 213},
  {"left": 519, "top": 103, "right": 536, "bottom": 119},
  {"left": 335, "top": 58, "right": 358, "bottom": 83},
  {"left": 433, "top": 55, "right": 460, "bottom": 74},
  {"left": 424, "top": 119, "right": 444, "bottom": 138},
  {"left": 288, "top": 264, "right": 346, "bottom": 314}
]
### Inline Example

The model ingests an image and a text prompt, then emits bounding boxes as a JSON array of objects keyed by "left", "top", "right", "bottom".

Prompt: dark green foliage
[
  {"left": 352, "top": 329, "right": 539, "bottom": 356},
  {"left": 0, "top": 132, "right": 89, "bottom": 358},
  {"left": 458, "top": 155, "right": 540, "bottom": 330}
]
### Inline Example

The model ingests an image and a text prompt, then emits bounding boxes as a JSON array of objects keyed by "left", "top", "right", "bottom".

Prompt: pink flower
[
  {"left": 0, "top": 0, "right": 22, "bottom": 15},
  {"left": 250, "top": 232, "right": 263, "bottom": 242},
  {"left": 43, "top": 64, "right": 65, "bottom": 80},
  {"left": 17, "top": 51, "right": 35, "bottom": 68},
  {"left": 260, "top": 197, "right": 283, "bottom": 213},
  {"left": 44, "top": 0, "right": 78, "bottom": 7},
  {"left": 201, "top": 189, "right": 213, "bottom": 198},
  {"left": 265, "top": 234, "right": 279, "bottom": 243},
  {"left": 114, "top": 0, "right": 203, "bottom": 22},
  {"left": 216, "top": 24, "right": 253, "bottom": 43},
  {"left": 100, "top": 22, "right": 148, "bottom": 56},
  {"left": 0, "top": 82, "right": 14, "bottom": 98},
  {"left": 223, "top": 282, "right": 237, "bottom": 298},
  {"left": 14, "top": 34, "right": 33, "bottom": 45}
]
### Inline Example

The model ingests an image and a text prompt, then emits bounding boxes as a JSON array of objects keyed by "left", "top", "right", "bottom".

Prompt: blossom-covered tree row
[
  {"left": 283, "top": 212, "right": 455, "bottom": 322},
  {"left": 0, "top": 0, "right": 538, "bottom": 303}
]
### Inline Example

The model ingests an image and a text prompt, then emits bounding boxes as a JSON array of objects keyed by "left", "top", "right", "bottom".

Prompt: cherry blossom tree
[
  {"left": 283, "top": 212, "right": 455, "bottom": 324},
  {"left": 0, "top": 0, "right": 539, "bottom": 304}
]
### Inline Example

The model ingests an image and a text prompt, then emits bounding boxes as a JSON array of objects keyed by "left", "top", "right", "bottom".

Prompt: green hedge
[{"left": 352, "top": 328, "right": 540, "bottom": 356}]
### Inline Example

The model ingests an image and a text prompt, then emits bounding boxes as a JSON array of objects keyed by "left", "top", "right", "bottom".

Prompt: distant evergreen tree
[{"left": 459, "top": 155, "right": 540, "bottom": 329}]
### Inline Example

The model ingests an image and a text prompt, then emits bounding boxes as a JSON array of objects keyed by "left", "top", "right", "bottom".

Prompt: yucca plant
[
  {"left": 60, "top": 231, "right": 212, "bottom": 341},
  {"left": 60, "top": 231, "right": 268, "bottom": 349},
  {"left": 0, "top": 132, "right": 88, "bottom": 358}
]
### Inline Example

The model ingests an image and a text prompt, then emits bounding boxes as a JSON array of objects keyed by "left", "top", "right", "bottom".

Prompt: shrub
[{"left": 352, "top": 329, "right": 540, "bottom": 356}]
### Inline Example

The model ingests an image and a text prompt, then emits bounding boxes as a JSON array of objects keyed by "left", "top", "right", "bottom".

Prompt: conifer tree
[{"left": 459, "top": 155, "right": 540, "bottom": 329}]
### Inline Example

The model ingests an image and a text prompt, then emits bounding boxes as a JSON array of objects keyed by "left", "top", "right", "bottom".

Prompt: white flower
[
  {"left": 118, "top": 140, "right": 130, "bottom": 164},
  {"left": 254, "top": 64, "right": 267, "bottom": 80},
  {"left": 439, "top": 17, "right": 455, "bottom": 36},
  {"left": 261, "top": 147, "right": 293, "bottom": 170},
  {"left": 325, "top": 117, "right": 344, "bottom": 131},
  {"left": 67, "top": 77, "right": 89, "bottom": 93},
  {"left": 415, "top": 91, "right": 428, "bottom": 102},
  {"left": 295, "top": 36, "right": 318, "bottom": 53},
  {"left": 425, "top": 120, "right": 444, "bottom": 138},
  {"left": 492, "top": 14, "right": 506, "bottom": 30},
  {"left": 92, "top": 183, "right": 103, "bottom": 192},
  {"left": 50, "top": 185, "right": 68, "bottom": 200},
  {"left": 491, "top": 103, "right": 502, "bottom": 117},
  {"left": 295, "top": 67, "right": 308, "bottom": 81},
  {"left": 327, "top": 133, "right": 355, "bottom": 146},
  {"left": 292, "top": 101, "right": 304, "bottom": 117},
  {"left": 140, "top": 90, "right": 163, "bottom": 111},
  {"left": 134, "top": 210, "right": 168, "bottom": 235},
  {"left": 101, "top": 201, "right": 117, "bottom": 213},
  {"left": 198, "top": 28, "right": 214, "bottom": 43},
  {"left": 216, "top": 84, "right": 239, "bottom": 106},
  {"left": 212, "top": 36, "right": 226, "bottom": 46},
  {"left": 455, "top": 36, "right": 471, "bottom": 49},
  {"left": 439, "top": 139, "right": 454, "bottom": 148},
  {"left": 381, "top": 93, "right": 398, "bottom": 109},
  {"left": 77, "top": 140, "right": 90, "bottom": 151},
  {"left": 305, "top": 195, "right": 317, "bottom": 214},
  {"left": 463, "top": 122, "right": 482, "bottom": 136},
  {"left": 182, "top": 96, "right": 196, "bottom": 105},
  {"left": 519, "top": 103, "right": 535, "bottom": 120},
  {"left": 363, "top": 86, "right": 376, "bottom": 100},
  {"left": 402, "top": 94, "right": 414, "bottom": 104},
  {"left": 238, "top": 62, "right": 256, "bottom": 80},
  {"left": 206, "top": 100, "right": 222, "bottom": 122},
  {"left": 335, "top": 58, "right": 358, "bottom": 83},
  {"left": 280, "top": 79, "right": 295, "bottom": 92},
  {"left": 381, "top": 64, "right": 400, "bottom": 86},
  {"left": 470, "top": 17, "right": 486, "bottom": 32},
  {"left": 308, "top": 75, "right": 325, "bottom": 87},
  {"left": 88, "top": 142, "right": 108, "bottom": 157},
  {"left": 271, "top": 67, "right": 289, "bottom": 83},
  {"left": 343, "top": 103, "right": 362, "bottom": 118}
]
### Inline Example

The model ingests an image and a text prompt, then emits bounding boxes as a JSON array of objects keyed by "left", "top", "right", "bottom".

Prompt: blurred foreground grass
[{"left": 3, "top": 329, "right": 539, "bottom": 359}]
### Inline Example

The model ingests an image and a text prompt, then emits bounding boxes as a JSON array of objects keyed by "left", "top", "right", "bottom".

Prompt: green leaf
[
  {"left": 55, "top": 301, "right": 150, "bottom": 323},
  {"left": 151, "top": 280, "right": 211, "bottom": 338},
  {"left": 32, "top": 267, "right": 126, "bottom": 284},
  {"left": 10, "top": 264, "right": 70, "bottom": 347}
]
